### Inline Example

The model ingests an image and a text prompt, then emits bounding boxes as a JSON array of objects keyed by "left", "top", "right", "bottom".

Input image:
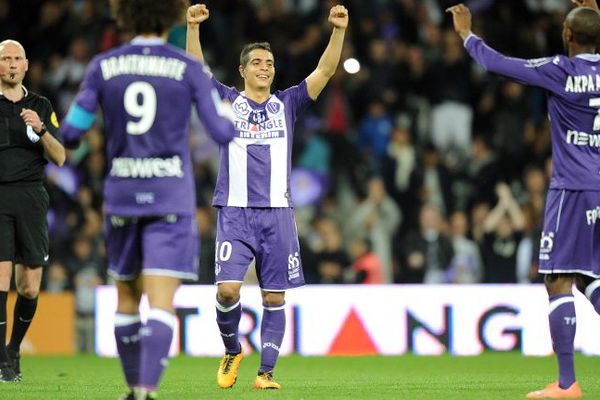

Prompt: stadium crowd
[{"left": 1, "top": 0, "right": 568, "bottom": 313}]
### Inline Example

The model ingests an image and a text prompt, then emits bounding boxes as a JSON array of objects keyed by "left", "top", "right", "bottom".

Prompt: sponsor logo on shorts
[
  {"left": 585, "top": 205, "right": 600, "bottom": 225},
  {"left": 539, "top": 231, "right": 554, "bottom": 260},
  {"left": 215, "top": 263, "right": 222, "bottom": 276},
  {"left": 288, "top": 252, "right": 300, "bottom": 280}
]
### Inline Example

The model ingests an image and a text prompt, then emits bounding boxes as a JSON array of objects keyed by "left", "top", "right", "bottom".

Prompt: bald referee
[{"left": 0, "top": 39, "right": 65, "bottom": 382}]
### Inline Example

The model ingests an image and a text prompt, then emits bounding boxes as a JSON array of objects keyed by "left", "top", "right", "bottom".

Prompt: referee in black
[{"left": 0, "top": 40, "right": 65, "bottom": 382}]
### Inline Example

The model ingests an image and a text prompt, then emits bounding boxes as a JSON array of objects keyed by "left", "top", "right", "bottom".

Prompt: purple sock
[
  {"left": 138, "top": 309, "right": 175, "bottom": 391},
  {"left": 259, "top": 303, "right": 286, "bottom": 373},
  {"left": 114, "top": 313, "right": 141, "bottom": 387},
  {"left": 548, "top": 294, "right": 576, "bottom": 389},
  {"left": 585, "top": 280, "right": 600, "bottom": 315},
  {"left": 216, "top": 300, "right": 241, "bottom": 354}
]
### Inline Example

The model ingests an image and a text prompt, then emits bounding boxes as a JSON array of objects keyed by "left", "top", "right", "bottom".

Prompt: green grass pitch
[{"left": 0, "top": 353, "right": 599, "bottom": 399}]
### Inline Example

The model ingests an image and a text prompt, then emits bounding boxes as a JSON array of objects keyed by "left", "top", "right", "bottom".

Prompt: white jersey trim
[
  {"left": 539, "top": 267, "right": 600, "bottom": 278},
  {"left": 142, "top": 268, "right": 198, "bottom": 280}
]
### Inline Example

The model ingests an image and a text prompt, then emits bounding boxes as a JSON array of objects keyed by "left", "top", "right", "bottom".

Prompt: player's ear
[
  {"left": 565, "top": 26, "right": 574, "bottom": 43},
  {"left": 239, "top": 65, "right": 245, "bottom": 79}
]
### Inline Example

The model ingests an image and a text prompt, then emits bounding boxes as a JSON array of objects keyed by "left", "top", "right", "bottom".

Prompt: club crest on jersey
[
  {"left": 250, "top": 110, "right": 268, "bottom": 124},
  {"left": 266, "top": 101, "right": 281, "bottom": 114}
]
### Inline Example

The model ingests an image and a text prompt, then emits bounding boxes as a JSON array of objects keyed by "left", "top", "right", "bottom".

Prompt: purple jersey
[
  {"left": 211, "top": 79, "right": 313, "bottom": 207},
  {"left": 61, "top": 37, "right": 235, "bottom": 216},
  {"left": 465, "top": 34, "right": 600, "bottom": 190}
]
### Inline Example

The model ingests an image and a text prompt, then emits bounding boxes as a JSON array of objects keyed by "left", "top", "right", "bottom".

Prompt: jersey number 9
[{"left": 124, "top": 81, "right": 157, "bottom": 135}]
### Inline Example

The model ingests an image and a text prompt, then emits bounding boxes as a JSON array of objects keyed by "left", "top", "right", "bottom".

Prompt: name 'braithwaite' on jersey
[
  {"left": 211, "top": 79, "right": 313, "bottom": 208},
  {"left": 465, "top": 35, "right": 600, "bottom": 191}
]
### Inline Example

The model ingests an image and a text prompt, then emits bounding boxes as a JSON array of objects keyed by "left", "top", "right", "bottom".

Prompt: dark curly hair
[{"left": 111, "top": 0, "right": 187, "bottom": 35}]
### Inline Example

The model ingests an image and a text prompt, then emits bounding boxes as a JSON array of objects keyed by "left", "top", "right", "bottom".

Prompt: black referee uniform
[{"left": 0, "top": 87, "right": 60, "bottom": 266}]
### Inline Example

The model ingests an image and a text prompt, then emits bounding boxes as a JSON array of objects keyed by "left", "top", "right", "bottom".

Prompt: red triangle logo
[
  {"left": 328, "top": 308, "right": 378, "bottom": 355},
  {"left": 250, "top": 124, "right": 258, "bottom": 131}
]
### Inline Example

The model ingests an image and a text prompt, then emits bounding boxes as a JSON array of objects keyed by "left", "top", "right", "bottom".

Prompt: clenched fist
[
  {"left": 187, "top": 4, "right": 209, "bottom": 25},
  {"left": 328, "top": 5, "right": 349, "bottom": 30}
]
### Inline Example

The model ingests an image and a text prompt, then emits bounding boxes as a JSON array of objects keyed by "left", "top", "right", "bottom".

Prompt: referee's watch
[{"left": 36, "top": 123, "right": 48, "bottom": 138}]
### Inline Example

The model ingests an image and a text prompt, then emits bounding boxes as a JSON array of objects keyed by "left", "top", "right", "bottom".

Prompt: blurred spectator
[
  {"left": 429, "top": 30, "right": 473, "bottom": 156},
  {"left": 357, "top": 99, "right": 394, "bottom": 173},
  {"left": 465, "top": 135, "right": 500, "bottom": 206},
  {"left": 446, "top": 211, "right": 483, "bottom": 283},
  {"left": 349, "top": 237, "right": 384, "bottom": 284},
  {"left": 382, "top": 116, "right": 417, "bottom": 222},
  {"left": 408, "top": 143, "right": 454, "bottom": 219},
  {"left": 349, "top": 176, "right": 401, "bottom": 282},
  {"left": 397, "top": 203, "right": 454, "bottom": 283},
  {"left": 44, "top": 261, "right": 72, "bottom": 293},
  {"left": 481, "top": 183, "right": 526, "bottom": 283},
  {"left": 308, "top": 216, "right": 351, "bottom": 284}
]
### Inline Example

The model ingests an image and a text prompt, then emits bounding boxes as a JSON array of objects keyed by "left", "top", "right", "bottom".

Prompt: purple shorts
[
  {"left": 539, "top": 189, "right": 600, "bottom": 277},
  {"left": 214, "top": 207, "right": 305, "bottom": 291},
  {"left": 104, "top": 214, "right": 198, "bottom": 281}
]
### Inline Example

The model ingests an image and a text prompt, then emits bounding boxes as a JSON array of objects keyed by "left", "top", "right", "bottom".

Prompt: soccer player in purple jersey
[
  {"left": 186, "top": 3, "right": 348, "bottom": 390},
  {"left": 60, "top": 0, "right": 235, "bottom": 399},
  {"left": 448, "top": 2, "right": 600, "bottom": 398}
]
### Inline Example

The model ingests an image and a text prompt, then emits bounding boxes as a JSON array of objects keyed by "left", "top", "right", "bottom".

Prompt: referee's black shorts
[{"left": 0, "top": 184, "right": 49, "bottom": 266}]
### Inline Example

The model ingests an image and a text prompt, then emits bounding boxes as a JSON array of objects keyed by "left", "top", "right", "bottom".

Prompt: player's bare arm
[
  {"left": 305, "top": 5, "right": 348, "bottom": 100},
  {"left": 572, "top": 0, "right": 599, "bottom": 11},
  {"left": 446, "top": 4, "right": 473, "bottom": 40},
  {"left": 20, "top": 108, "right": 65, "bottom": 166},
  {"left": 186, "top": 4, "right": 209, "bottom": 63}
]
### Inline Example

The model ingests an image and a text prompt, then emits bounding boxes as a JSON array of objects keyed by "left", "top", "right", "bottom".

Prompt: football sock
[
  {"left": 138, "top": 308, "right": 176, "bottom": 390},
  {"left": 259, "top": 302, "right": 285, "bottom": 373},
  {"left": 548, "top": 294, "right": 576, "bottom": 389},
  {"left": 8, "top": 294, "right": 38, "bottom": 352},
  {"left": 114, "top": 313, "right": 142, "bottom": 387},
  {"left": 585, "top": 279, "right": 600, "bottom": 315},
  {"left": 0, "top": 291, "right": 7, "bottom": 362},
  {"left": 216, "top": 298, "right": 242, "bottom": 354}
]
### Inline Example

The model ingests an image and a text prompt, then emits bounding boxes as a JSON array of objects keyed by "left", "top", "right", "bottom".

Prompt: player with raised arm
[
  {"left": 186, "top": 3, "right": 348, "bottom": 390},
  {"left": 448, "top": 2, "right": 600, "bottom": 398},
  {"left": 60, "top": 0, "right": 235, "bottom": 399}
]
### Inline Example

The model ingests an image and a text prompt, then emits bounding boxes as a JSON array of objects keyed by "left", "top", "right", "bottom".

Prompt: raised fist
[
  {"left": 328, "top": 5, "right": 349, "bottom": 30},
  {"left": 187, "top": 4, "right": 209, "bottom": 25}
]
